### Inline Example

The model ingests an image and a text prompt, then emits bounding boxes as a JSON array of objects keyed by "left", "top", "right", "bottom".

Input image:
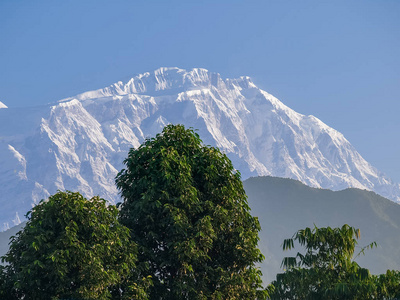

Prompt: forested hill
[
  {"left": 243, "top": 176, "right": 400, "bottom": 283},
  {"left": 1, "top": 176, "right": 400, "bottom": 285}
]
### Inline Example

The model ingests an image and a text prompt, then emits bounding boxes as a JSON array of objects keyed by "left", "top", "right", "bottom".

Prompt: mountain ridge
[
  {"left": 243, "top": 176, "right": 400, "bottom": 283},
  {"left": 2, "top": 176, "right": 400, "bottom": 284},
  {"left": 0, "top": 67, "right": 399, "bottom": 230}
]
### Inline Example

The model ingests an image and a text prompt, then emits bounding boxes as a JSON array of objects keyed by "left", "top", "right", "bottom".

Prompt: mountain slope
[
  {"left": 2, "top": 177, "right": 400, "bottom": 285},
  {"left": 243, "top": 176, "right": 400, "bottom": 283},
  {"left": 0, "top": 67, "right": 399, "bottom": 229}
]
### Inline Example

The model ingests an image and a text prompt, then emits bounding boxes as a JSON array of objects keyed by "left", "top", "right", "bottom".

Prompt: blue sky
[{"left": 1, "top": 0, "right": 399, "bottom": 181}]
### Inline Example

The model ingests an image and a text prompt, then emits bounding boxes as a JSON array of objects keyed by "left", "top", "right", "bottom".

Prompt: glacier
[{"left": 0, "top": 67, "right": 399, "bottom": 230}]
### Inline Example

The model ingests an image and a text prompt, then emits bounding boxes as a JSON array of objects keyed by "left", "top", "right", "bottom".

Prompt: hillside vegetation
[
  {"left": 244, "top": 176, "right": 400, "bottom": 283},
  {"left": 2, "top": 175, "right": 400, "bottom": 287}
]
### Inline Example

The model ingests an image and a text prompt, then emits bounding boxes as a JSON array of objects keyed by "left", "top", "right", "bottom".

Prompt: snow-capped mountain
[{"left": 0, "top": 67, "right": 399, "bottom": 230}]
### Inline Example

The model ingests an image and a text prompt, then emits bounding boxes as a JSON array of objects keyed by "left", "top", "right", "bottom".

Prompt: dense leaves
[
  {"left": 268, "top": 225, "right": 400, "bottom": 300},
  {"left": 374, "top": 270, "right": 400, "bottom": 299},
  {"left": 116, "top": 124, "right": 266, "bottom": 299},
  {"left": 0, "top": 191, "right": 143, "bottom": 300},
  {"left": 2, "top": 124, "right": 399, "bottom": 299}
]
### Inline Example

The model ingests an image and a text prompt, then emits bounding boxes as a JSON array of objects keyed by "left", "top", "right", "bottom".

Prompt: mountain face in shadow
[
  {"left": 0, "top": 221, "right": 25, "bottom": 265},
  {"left": 243, "top": 176, "right": 400, "bottom": 284}
]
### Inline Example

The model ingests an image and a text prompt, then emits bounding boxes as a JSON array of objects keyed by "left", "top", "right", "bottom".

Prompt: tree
[
  {"left": 375, "top": 270, "right": 400, "bottom": 299},
  {"left": 269, "top": 225, "right": 377, "bottom": 300},
  {"left": 116, "top": 124, "right": 267, "bottom": 299},
  {"left": 0, "top": 191, "right": 145, "bottom": 300}
]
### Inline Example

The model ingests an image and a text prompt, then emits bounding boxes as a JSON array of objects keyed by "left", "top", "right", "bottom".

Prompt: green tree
[
  {"left": 375, "top": 270, "right": 400, "bottom": 299},
  {"left": 0, "top": 191, "right": 146, "bottom": 300},
  {"left": 116, "top": 124, "right": 267, "bottom": 300},
  {"left": 269, "top": 225, "right": 377, "bottom": 300}
]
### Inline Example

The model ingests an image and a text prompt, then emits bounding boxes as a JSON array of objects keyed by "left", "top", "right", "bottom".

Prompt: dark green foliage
[
  {"left": 269, "top": 225, "right": 381, "bottom": 299},
  {"left": 0, "top": 191, "right": 143, "bottom": 300},
  {"left": 243, "top": 176, "right": 400, "bottom": 282},
  {"left": 116, "top": 124, "right": 266, "bottom": 299},
  {"left": 374, "top": 270, "right": 400, "bottom": 299}
]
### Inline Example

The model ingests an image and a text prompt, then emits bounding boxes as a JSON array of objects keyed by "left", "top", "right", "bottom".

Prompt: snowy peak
[
  {"left": 1, "top": 67, "right": 399, "bottom": 230},
  {"left": 0, "top": 101, "right": 7, "bottom": 109},
  {"left": 66, "top": 68, "right": 237, "bottom": 102}
]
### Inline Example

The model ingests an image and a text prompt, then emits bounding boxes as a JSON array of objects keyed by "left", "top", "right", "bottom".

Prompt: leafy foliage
[
  {"left": 243, "top": 175, "right": 400, "bottom": 281},
  {"left": 374, "top": 270, "right": 400, "bottom": 299},
  {"left": 269, "top": 225, "right": 379, "bottom": 299},
  {"left": 0, "top": 191, "right": 144, "bottom": 300},
  {"left": 116, "top": 124, "right": 267, "bottom": 299}
]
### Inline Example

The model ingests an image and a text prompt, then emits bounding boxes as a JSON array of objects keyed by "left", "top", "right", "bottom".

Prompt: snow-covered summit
[
  {"left": 60, "top": 67, "right": 225, "bottom": 102},
  {"left": 1, "top": 67, "right": 399, "bottom": 230}
]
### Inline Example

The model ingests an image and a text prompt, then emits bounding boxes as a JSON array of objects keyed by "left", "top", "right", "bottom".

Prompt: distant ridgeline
[
  {"left": 244, "top": 176, "right": 400, "bottom": 283},
  {"left": 1, "top": 176, "right": 400, "bottom": 284},
  {"left": 0, "top": 222, "right": 25, "bottom": 265}
]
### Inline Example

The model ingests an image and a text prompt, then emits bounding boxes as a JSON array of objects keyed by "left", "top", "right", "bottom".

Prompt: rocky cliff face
[{"left": 0, "top": 67, "right": 398, "bottom": 230}]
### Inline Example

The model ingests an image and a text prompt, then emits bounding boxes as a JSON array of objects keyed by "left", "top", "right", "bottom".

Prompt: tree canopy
[
  {"left": 0, "top": 191, "right": 142, "bottom": 300},
  {"left": 116, "top": 124, "right": 267, "bottom": 299},
  {"left": 4, "top": 124, "right": 399, "bottom": 299},
  {"left": 269, "top": 225, "right": 382, "bottom": 299}
]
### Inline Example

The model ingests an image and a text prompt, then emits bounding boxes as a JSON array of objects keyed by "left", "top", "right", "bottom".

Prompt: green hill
[
  {"left": 1, "top": 176, "right": 400, "bottom": 285},
  {"left": 243, "top": 176, "right": 400, "bottom": 283}
]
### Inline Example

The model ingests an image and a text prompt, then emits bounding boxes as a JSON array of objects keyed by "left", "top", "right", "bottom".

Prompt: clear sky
[{"left": 1, "top": 0, "right": 399, "bottom": 182}]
